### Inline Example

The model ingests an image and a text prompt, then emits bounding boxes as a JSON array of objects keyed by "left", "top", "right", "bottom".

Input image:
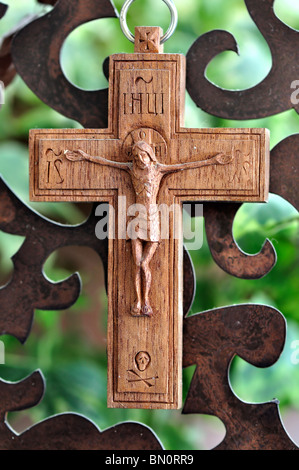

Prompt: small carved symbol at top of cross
[
  {"left": 135, "top": 26, "right": 164, "bottom": 53},
  {"left": 139, "top": 30, "right": 158, "bottom": 51}
]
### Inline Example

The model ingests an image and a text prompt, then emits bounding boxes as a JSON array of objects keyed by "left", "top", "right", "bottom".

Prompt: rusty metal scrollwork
[
  {"left": 204, "top": 202, "right": 277, "bottom": 279},
  {"left": 183, "top": 305, "right": 298, "bottom": 450},
  {"left": 186, "top": 0, "right": 299, "bottom": 120},
  {"left": 12, "top": 0, "right": 118, "bottom": 128},
  {"left": 270, "top": 134, "right": 299, "bottom": 211},
  {"left": 0, "top": 370, "right": 162, "bottom": 450},
  {"left": 0, "top": 178, "right": 109, "bottom": 344},
  {"left": 0, "top": 3, "right": 7, "bottom": 18}
]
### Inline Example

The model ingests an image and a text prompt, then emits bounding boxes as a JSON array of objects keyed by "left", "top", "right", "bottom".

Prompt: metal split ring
[{"left": 120, "top": 0, "right": 178, "bottom": 44}]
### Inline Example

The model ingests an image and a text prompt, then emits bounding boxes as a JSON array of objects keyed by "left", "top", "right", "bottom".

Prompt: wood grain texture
[{"left": 29, "top": 28, "right": 270, "bottom": 410}]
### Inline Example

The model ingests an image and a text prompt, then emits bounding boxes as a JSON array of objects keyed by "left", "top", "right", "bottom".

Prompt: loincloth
[{"left": 127, "top": 205, "right": 160, "bottom": 242}]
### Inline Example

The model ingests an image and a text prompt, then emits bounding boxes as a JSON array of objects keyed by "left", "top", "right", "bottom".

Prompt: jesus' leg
[
  {"left": 131, "top": 238, "right": 143, "bottom": 315},
  {"left": 141, "top": 241, "right": 159, "bottom": 316}
]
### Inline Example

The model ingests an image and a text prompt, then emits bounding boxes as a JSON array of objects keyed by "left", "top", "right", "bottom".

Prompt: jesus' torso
[
  {"left": 130, "top": 161, "right": 163, "bottom": 205},
  {"left": 128, "top": 161, "right": 164, "bottom": 242}
]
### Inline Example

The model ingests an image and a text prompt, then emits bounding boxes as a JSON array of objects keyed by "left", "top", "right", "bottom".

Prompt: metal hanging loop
[{"left": 120, "top": 0, "right": 178, "bottom": 44}]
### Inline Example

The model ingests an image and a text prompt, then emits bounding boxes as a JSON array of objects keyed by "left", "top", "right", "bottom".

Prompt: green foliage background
[{"left": 0, "top": 0, "right": 298, "bottom": 450}]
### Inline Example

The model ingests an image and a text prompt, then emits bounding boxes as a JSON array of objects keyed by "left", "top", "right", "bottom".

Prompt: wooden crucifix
[{"left": 29, "top": 27, "right": 269, "bottom": 410}]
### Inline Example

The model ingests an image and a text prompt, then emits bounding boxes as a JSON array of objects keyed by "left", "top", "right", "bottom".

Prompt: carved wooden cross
[{"left": 29, "top": 27, "right": 269, "bottom": 410}]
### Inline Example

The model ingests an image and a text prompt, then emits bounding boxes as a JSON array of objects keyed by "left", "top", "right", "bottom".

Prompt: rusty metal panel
[
  {"left": 270, "top": 135, "right": 299, "bottom": 211},
  {"left": 12, "top": 0, "right": 118, "bottom": 128},
  {"left": 0, "top": 371, "right": 162, "bottom": 450},
  {"left": 186, "top": 0, "right": 299, "bottom": 120},
  {"left": 204, "top": 202, "right": 277, "bottom": 279},
  {"left": 183, "top": 305, "right": 298, "bottom": 450}
]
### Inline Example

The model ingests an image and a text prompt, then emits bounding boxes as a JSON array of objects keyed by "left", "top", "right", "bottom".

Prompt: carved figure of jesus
[{"left": 65, "top": 142, "right": 232, "bottom": 317}]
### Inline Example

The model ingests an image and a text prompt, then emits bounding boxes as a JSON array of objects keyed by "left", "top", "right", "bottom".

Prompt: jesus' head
[{"left": 131, "top": 141, "right": 158, "bottom": 168}]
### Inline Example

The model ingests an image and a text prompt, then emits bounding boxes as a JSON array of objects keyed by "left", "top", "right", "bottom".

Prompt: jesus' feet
[
  {"left": 142, "top": 301, "right": 153, "bottom": 317},
  {"left": 131, "top": 300, "right": 142, "bottom": 316}
]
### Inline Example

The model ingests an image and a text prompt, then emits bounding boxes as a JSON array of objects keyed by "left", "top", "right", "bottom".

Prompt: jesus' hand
[
  {"left": 64, "top": 149, "right": 89, "bottom": 161},
  {"left": 213, "top": 153, "right": 233, "bottom": 165}
]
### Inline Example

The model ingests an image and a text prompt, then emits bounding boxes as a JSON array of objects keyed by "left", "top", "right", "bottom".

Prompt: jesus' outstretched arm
[
  {"left": 158, "top": 153, "right": 233, "bottom": 174},
  {"left": 64, "top": 149, "right": 131, "bottom": 171}
]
